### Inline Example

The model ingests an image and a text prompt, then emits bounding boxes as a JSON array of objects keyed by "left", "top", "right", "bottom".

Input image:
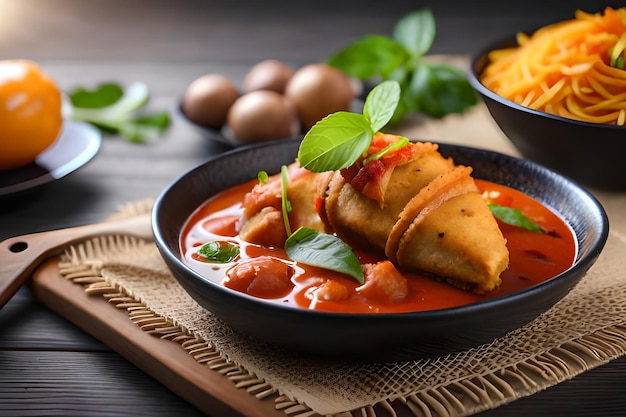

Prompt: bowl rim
[
  {"left": 152, "top": 138, "right": 610, "bottom": 322},
  {"left": 468, "top": 31, "right": 626, "bottom": 131}
]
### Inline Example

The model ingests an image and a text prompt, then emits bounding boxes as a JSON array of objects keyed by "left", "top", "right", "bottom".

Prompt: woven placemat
[{"left": 56, "top": 105, "right": 626, "bottom": 417}]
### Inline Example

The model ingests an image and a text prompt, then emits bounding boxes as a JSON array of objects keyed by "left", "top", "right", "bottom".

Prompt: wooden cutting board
[{"left": 30, "top": 257, "right": 285, "bottom": 417}]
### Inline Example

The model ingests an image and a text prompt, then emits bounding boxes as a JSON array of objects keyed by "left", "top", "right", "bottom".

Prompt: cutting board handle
[{"left": 0, "top": 214, "right": 152, "bottom": 309}]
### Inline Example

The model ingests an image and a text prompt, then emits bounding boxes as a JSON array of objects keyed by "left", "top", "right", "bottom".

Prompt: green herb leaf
[
  {"left": 489, "top": 204, "right": 543, "bottom": 232},
  {"left": 298, "top": 80, "right": 401, "bottom": 172},
  {"left": 133, "top": 112, "right": 171, "bottom": 130},
  {"left": 285, "top": 227, "right": 364, "bottom": 283},
  {"left": 297, "top": 112, "right": 373, "bottom": 172},
  {"left": 393, "top": 8, "right": 436, "bottom": 57},
  {"left": 257, "top": 171, "right": 269, "bottom": 184},
  {"left": 409, "top": 63, "right": 479, "bottom": 118},
  {"left": 281, "top": 165, "right": 293, "bottom": 236},
  {"left": 198, "top": 241, "right": 240, "bottom": 263},
  {"left": 327, "top": 8, "right": 478, "bottom": 125},
  {"left": 327, "top": 35, "right": 409, "bottom": 79},
  {"left": 69, "top": 83, "right": 124, "bottom": 109},
  {"left": 117, "top": 113, "right": 171, "bottom": 143},
  {"left": 70, "top": 82, "right": 149, "bottom": 121},
  {"left": 69, "top": 82, "right": 170, "bottom": 143},
  {"left": 362, "top": 136, "right": 410, "bottom": 164},
  {"left": 363, "top": 80, "right": 401, "bottom": 132}
]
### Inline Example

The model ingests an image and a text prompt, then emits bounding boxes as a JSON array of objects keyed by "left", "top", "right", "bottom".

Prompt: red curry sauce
[{"left": 181, "top": 179, "right": 577, "bottom": 314}]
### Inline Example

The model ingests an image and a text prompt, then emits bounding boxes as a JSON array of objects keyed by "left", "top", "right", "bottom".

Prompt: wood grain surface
[{"left": 1, "top": 1, "right": 624, "bottom": 416}]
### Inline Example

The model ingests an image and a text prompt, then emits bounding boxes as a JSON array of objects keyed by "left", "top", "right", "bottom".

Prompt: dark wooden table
[{"left": 1, "top": 1, "right": 625, "bottom": 416}]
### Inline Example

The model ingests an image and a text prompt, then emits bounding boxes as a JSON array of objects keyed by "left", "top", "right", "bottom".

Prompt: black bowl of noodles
[
  {"left": 468, "top": 9, "right": 626, "bottom": 190},
  {"left": 152, "top": 137, "right": 608, "bottom": 362}
]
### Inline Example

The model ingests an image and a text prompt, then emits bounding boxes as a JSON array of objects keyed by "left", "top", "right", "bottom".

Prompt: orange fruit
[{"left": 0, "top": 59, "right": 63, "bottom": 170}]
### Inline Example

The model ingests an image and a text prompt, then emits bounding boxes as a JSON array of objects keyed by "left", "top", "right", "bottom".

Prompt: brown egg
[
  {"left": 226, "top": 90, "right": 300, "bottom": 143},
  {"left": 181, "top": 74, "right": 239, "bottom": 128},
  {"left": 243, "top": 59, "right": 295, "bottom": 94},
  {"left": 284, "top": 63, "right": 356, "bottom": 130}
]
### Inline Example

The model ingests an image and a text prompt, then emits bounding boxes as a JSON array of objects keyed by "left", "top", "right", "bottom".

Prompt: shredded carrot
[{"left": 480, "top": 7, "right": 626, "bottom": 125}]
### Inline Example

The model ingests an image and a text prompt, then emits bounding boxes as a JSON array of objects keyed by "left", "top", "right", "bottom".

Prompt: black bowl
[
  {"left": 468, "top": 34, "right": 626, "bottom": 190},
  {"left": 152, "top": 138, "right": 608, "bottom": 362}
]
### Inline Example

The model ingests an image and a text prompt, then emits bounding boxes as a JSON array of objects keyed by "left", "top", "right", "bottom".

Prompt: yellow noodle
[
  {"left": 520, "top": 90, "right": 536, "bottom": 107},
  {"left": 585, "top": 91, "right": 626, "bottom": 111},
  {"left": 530, "top": 78, "right": 567, "bottom": 108},
  {"left": 566, "top": 95, "right": 620, "bottom": 123},
  {"left": 587, "top": 76, "right": 616, "bottom": 100},
  {"left": 572, "top": 77, "right": 604, "bottom": 105},
  {"left": 595, "top": 60, "right": 626, "bottom": 79},
  {"left": 594, "top": 70, "right": 626, "bottom": 87},
  {"left": 480, "top": 7, "right": 626, "bottom": 125},
  {"left": 553, "top": 100, "right": 578, "bottom": 119}
]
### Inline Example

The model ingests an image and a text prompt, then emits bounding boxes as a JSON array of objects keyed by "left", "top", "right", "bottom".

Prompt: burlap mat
[{"left": 57, "top": 104, "right": 626, "bottom": 417}]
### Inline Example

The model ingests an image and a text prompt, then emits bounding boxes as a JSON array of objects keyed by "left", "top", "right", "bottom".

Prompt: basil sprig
[
  {"left": 328, "top": 8, "right": 478, "bottom": 125},
  {"left": 298, "top": 80, "right": 405, "bottom": 173},
  {"left": 285, "top": 81, "right": 404, "bottom": 283},
  {"left": 68, "top": 82, "right": 170, "bottom": 143}
]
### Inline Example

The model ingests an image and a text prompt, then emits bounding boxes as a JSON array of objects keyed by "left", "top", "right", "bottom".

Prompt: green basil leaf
[
  {"left": 70, "top": 82, "right": 150, "bottom": 123},
  {"left": 407, "top": 65, "right": 431, "bottom": 110},
  {"left": 489, "top": 204, "right": 543, "bottom": 232},
  {"left": 409, "top": 63, "right": 479, "bottom": 118},
  {"left": 69, "top": 82, "right": 171, "bottom": 143},
  {"left": 297, "top": 112, "right": 373, "bottom": 172},
  {"left": 393, "top": 8, "right": 436, "bottom": 57},
  {"left": 132, "top": 112, "right": 171, "bottom": 130},
  {"left": 257, "top": 171, "right": 269, "bottom": 184},
  {"left": 363, "top": 80, "right": 401, "bottom": 132},
  {"left": 198, "top": 241, "right": 240, "bottom": 263},
  {"left": 328, "top": 35, "right": 409, "bottom": 79},
  {"left": 285, "top": 227, "right": 364, "bottom": 283},
  {"left": 281, "top": 165, "right": 293, "bottom": 236},
  {"left": 113, "top": 113, "right": 170, "bottom": 143},
  {"left": 117, "top": 123, "right": 157, "bottom": 143},
  {"left": 69, "top": 83, "right": 124, "bottom": 109},
  {"left": 389, "top": 99, "right": 410, "bottom": 126}
]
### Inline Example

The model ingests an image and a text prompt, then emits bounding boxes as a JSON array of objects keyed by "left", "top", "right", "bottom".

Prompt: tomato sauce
[{"left": 181, "top": 178, "right": 577, "bottom": 314}]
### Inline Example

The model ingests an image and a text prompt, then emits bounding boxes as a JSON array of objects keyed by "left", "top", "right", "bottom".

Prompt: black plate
[
  {"left": 152, "top": 138, "right": 608, "bottom": 362},
  {"left": 0, "top": 121, "right": 101, "bottom": 197}
]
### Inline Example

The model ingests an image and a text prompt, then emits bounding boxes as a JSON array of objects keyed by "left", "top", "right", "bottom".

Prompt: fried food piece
[
  {"left": 322, "top": 134, "right": 509, "bottom": 294},
  {"left": 388, "top": 166, "right": 508, "bottom": 293},
  {"left": 323, "top": 142, "right": 454, "bottom": 249},
  {"left": 287, "top": 171, "right": 327, "bottom": 232},
  {"left": 239, "top": 207, "right": 288, "bottom": 247},
  {"left": 239, "top": 166, "right": 325, "bottom": 247}
]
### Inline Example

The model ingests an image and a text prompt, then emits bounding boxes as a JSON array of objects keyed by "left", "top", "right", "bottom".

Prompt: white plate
[{"left": 0, "top": 121, "right": 101, "bottom": 197}]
